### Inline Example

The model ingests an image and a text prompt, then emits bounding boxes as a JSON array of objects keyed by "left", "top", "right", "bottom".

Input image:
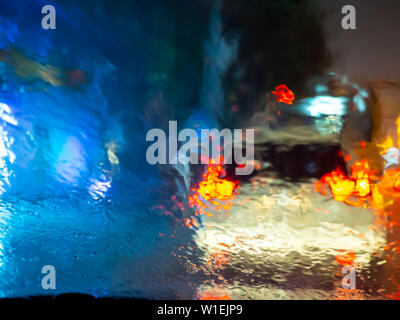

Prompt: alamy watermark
[
  {"left": 342, "top": 5, "right": 356, "bottom": 30},
  {"left": 41, "top": 5, "right": 56, "bottom": 30},
  {"left": 341, "top": 265, "right": 356, "bottom": 290},
  {"left": 41, "top": 265, "right": 56, "bottom": 290},
  {"left": 40, "top": 4, "right": 356, "bottom": 31},
  {"left": 146, "top": 121, "right": 255, "bottom": 175}
]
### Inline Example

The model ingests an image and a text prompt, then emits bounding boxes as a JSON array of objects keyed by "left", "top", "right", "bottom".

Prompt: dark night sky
[{"left": 318, "top": 0, "right": 400, "bottom": 82}]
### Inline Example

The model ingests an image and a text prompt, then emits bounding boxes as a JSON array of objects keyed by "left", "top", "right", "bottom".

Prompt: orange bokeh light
[
  {"left": 272, "top": 84, "right": 295, "bottom": 105},
  {"left": 319, "top": 160, "right": 372, "bottom": 205},
  {"left": 188, "top": 157, "right": 238, "bottom": 217}
]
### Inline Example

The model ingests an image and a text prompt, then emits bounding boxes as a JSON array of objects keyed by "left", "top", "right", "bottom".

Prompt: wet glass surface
[{"left": 0, "top": 0, "right": 398, "bottom": 300}]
